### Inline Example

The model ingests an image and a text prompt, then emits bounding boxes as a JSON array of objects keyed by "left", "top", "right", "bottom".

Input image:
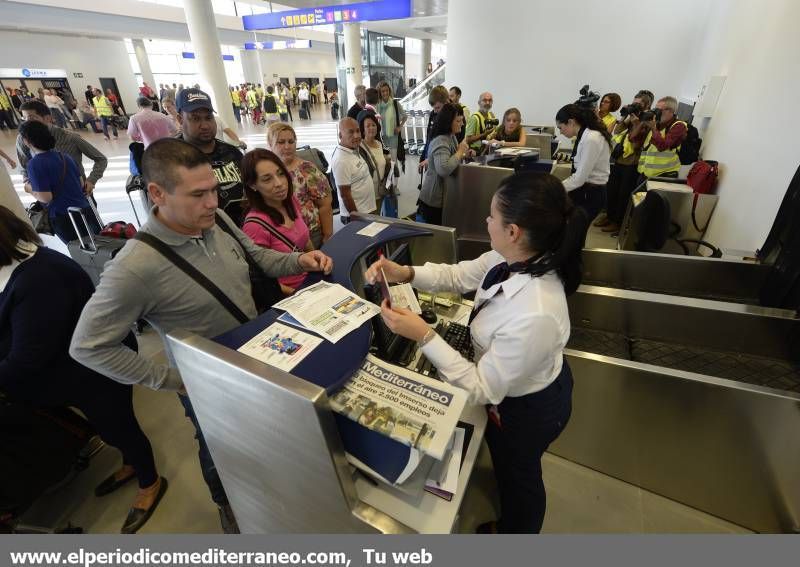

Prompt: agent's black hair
[
  {"left": 555, "top": 103, "right": 613, "bottom": 147},
  {"left": 18, "top": 120, "right": 55, "bottom": 151},
  {"left": 0, "top": 206, "right": 42, "bottom": 267},
  {"left": 449, "top": 86, "right": 462, "bottom": 96},
  {"left": 430, "top": 103, "right": 464, "bottom": 139},
  {"left": 494, "top": 171, "right": 588, "bottom": 295}
]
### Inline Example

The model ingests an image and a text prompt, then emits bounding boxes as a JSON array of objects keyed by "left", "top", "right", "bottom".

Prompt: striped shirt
[{"left": 16, "top": 125, "right": 108, "bottom": 184}]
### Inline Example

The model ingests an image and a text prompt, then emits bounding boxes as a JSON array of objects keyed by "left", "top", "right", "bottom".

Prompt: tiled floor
[{"left": 4, "top": 106, "right": 750, "bottom": 534}]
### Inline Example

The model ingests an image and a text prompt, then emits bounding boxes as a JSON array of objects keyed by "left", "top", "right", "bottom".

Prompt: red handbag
[
  {"left": 687, "top": 160, "right": 719, "bottom": 194},
  {"left": 100, "top": 221, "right": 137, "bottom": 239}
]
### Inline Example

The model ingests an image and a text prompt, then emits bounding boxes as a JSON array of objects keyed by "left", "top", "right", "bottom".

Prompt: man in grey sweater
[{"left": 70, "top": 138, "right": 333, "bottom": 533}]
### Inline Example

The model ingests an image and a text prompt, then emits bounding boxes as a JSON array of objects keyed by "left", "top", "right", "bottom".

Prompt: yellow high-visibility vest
[
  {"left": 93, "top": 96, "right": 114, "bottom": 117},
  {"left": 638, "top": 120, "right": 686, "bottom": 177}
]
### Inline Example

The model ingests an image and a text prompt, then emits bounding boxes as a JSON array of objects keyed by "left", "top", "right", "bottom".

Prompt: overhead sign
[
  {"left": 181, "top": 53, "right": 235, "bottom": 61},
  {"left": 242, "top": 0, "right": 411, "bottom": 30},
  {"left": 244, "top": 40, "right": 312, "bottom": 51},
  {"left": 0, "top": 68, "right": 68, "bottom": 78}
]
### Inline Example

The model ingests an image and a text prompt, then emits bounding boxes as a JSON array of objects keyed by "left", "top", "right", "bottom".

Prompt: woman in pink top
[{"left": 241, "top": 149, "right": 312, "bottom": 295}]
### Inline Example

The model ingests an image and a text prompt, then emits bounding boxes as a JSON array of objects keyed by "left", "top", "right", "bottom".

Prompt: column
[
  {"left": 419, "top": 39, "right": 431, "bottom": 81},
  {"left": 183, "top": 0, "right": 237, "bottom": 129},
  {"left": 132, "top": 38, "right": 157, "bottom": 91},
  {"left": 241, "top": 49, "right": 260, "bottom": 85},
  {"left": 343, "top": 22, "right": 363, "bottom": 103}
]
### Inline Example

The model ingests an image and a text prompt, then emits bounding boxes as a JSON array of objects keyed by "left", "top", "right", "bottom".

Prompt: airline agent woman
[
  {"left": 366, "top": 171, "right": 588, "bottom": 533},
  {"left": 556, "top": 103, "right": 612, "bottom": 223}
]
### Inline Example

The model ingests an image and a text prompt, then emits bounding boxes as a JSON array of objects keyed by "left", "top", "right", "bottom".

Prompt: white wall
[
  {"left": 256, "top": 50, "right": 337, "bottom": 85},
  {"left": 681, "top": 0, "right": 800, "bottom": 252},
  {"left": 446, "top": 0, "right": 800, "bottom": 252},
  {"left": 447, "top": 0, "right": 708, "bottom": 126},
  {"left": 0, "top": 30, "right": 138, "bottom": 110}
]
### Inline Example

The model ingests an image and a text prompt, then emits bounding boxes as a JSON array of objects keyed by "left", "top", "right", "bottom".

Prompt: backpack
[
  {"left": 678, "top": 123, "right": 702, "bottom": 165},
  {"left": 264, "top": 94, "right": 278, "bottom": 113}
]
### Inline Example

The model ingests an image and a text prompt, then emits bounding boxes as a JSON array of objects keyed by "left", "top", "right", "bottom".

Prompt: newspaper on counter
[
  {"left": 272, "top": 281, "right": 380, "bottom": 343},
  {"left": 329, "top": 354, "right": 467, "bottom": 460}
]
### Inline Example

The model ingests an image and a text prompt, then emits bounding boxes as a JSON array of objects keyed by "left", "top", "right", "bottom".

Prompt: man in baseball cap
[{"left": 176, "top": 88, "right": 247, "bottom": 225}]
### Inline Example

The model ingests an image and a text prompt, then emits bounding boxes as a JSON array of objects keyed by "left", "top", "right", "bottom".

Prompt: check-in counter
[{"left": 166, "top": 217, "right": 488, "bottom": 534}]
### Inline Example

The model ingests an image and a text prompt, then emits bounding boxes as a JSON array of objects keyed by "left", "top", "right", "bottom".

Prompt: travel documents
[
  {"left": 272, "top": 280, "right": 380, "bottom": 343},
  {"left": 330, "top": 354, "right": 467, "bottom": 461},
  {"left": 237, "top": 322, "right": 322, "bottom": 372},
  {"left": 356, "top": 222, "right": 390, "bottom": 237}
]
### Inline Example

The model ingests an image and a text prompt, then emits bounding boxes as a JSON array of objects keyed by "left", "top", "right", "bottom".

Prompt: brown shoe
[
  {"left": 602, "top": 222, "right": 621, "bottom": 233},
  {"left": 593, "top": 213, "right": 609, "bottom": 227}
]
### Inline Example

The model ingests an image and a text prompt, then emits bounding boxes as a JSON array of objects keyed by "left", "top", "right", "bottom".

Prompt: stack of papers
[{"left": 273, "top": 281, "right": 380, "bottom": 343}]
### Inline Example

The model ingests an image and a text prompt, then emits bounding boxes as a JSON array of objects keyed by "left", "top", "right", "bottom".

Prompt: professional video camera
[{"left": 576, "top": 84, "right": 600, "bottom": 109}]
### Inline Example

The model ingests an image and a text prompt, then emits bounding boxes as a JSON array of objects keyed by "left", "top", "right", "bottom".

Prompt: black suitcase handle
[{"left": 67, "top": 207, "right": 98, "bottom": 254}]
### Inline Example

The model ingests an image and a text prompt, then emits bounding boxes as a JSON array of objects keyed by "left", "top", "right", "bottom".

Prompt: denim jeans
[
  {"left": 99, "top": 116, "right": 118, "bottom": 138},
  {"left": 178, "top": 394, "right": 229, "bottom": 507}
]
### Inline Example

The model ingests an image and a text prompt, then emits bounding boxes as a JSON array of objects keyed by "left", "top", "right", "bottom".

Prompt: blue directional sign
[{"left": 242, "top": 0, "right": 411, "bottom": 30}]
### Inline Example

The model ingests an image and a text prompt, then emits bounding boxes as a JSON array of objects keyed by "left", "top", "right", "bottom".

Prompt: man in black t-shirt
[
  {"left": 346, "top": 84, "right": 366, "bottom": 120},
  {"left": 175, "top": 88, "right": 245, "bottom": 225}
]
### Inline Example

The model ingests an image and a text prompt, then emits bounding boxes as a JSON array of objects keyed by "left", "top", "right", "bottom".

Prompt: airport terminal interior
[{"left": 0, "top": 0, "right": 798, "bottom": 535}]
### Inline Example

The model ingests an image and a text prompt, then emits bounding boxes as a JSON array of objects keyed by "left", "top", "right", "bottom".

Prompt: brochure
[
  {"left": 237, "top": 322, "right": 322, "bottom": 372},
  {"left": 356, "top": 222, "right": 390, "bottom": 237},
  {"left": 273, "top": 281, "right": 381, "bottom": 343},
  {"left": 329, "top": 354, "right": 467, "bottom": 460}
]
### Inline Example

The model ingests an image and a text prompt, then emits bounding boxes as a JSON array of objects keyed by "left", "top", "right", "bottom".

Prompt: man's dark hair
[
  {"left": 19, "top": 120, "right": 56, "bottom": 151},
  {"left": 449, "top": 86, "right": 462, "bottom": 96},
  {"left": 267, "top": 85, "right": 274, "bottom": 94},
  {"left": 0, "top": 206, "right": 41, "bottom": 267},
  {"left": 142, "top": 138, "right": 211, "bottom": 194},
  {"left": 430, "top": 103, "right": 464, "bottom": 138},
  {"left": 365, "top": 87, "right": 380, "bottom": 105},
  {"left": 19, "top": 99, "right": 50, "bottom": 118},
  {"left": 136, "top": 96, "right": 153, "bottom": 108}
]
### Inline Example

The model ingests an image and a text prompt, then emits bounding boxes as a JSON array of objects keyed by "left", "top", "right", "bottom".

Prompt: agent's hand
[
  {"left": 380, "top": 300, "right": 430, "bottom": 342},
  {"left": 418, "top": 159, "right": 428, "bottom": 173},
  {"left": 457, "top": 140, "right": 470, "bottom": 155},
  {"left": 299, "top": 250, "right": 333, "bottom": 274},
  {"left": 364, "top": 257, "right": 411, "bottom": 285}
]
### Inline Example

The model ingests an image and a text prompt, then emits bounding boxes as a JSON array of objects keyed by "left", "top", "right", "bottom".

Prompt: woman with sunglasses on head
[{"left": 366, "top": 171, "right": 588, "bottom": 533}]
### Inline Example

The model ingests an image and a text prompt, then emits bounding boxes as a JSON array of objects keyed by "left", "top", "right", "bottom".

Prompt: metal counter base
[
  {"left": 568, "top": 327, "right": 800, "bottom": 393},
  {"left": 549, "top": 285, "right": 800, "bottom": 533}
]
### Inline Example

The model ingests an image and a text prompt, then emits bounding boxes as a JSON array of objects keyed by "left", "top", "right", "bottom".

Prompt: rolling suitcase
[
  {"left": 299, "top": 107, "right": 309, "bottom": 120},
  {"left": 66, "top": 207, "right": 126, "bottom": 287}
]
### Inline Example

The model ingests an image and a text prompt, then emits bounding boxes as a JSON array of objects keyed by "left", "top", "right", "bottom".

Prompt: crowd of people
[{"left": 1, "top": 71, "right": 693, "bottom": 536}]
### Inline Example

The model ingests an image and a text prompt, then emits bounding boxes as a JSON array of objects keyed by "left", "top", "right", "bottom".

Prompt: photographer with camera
[
  {"left": 634, "top": 96, "right": 687, "bottom": 179},
  {"left": 596, "top": 91, "right": 653, "bottom": 232},
  {"left": 555, "top": 104, "right": 612, "bottom": 223},
  {"left": 465, "top": 92, "right": 498, "bottom": 152}
]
